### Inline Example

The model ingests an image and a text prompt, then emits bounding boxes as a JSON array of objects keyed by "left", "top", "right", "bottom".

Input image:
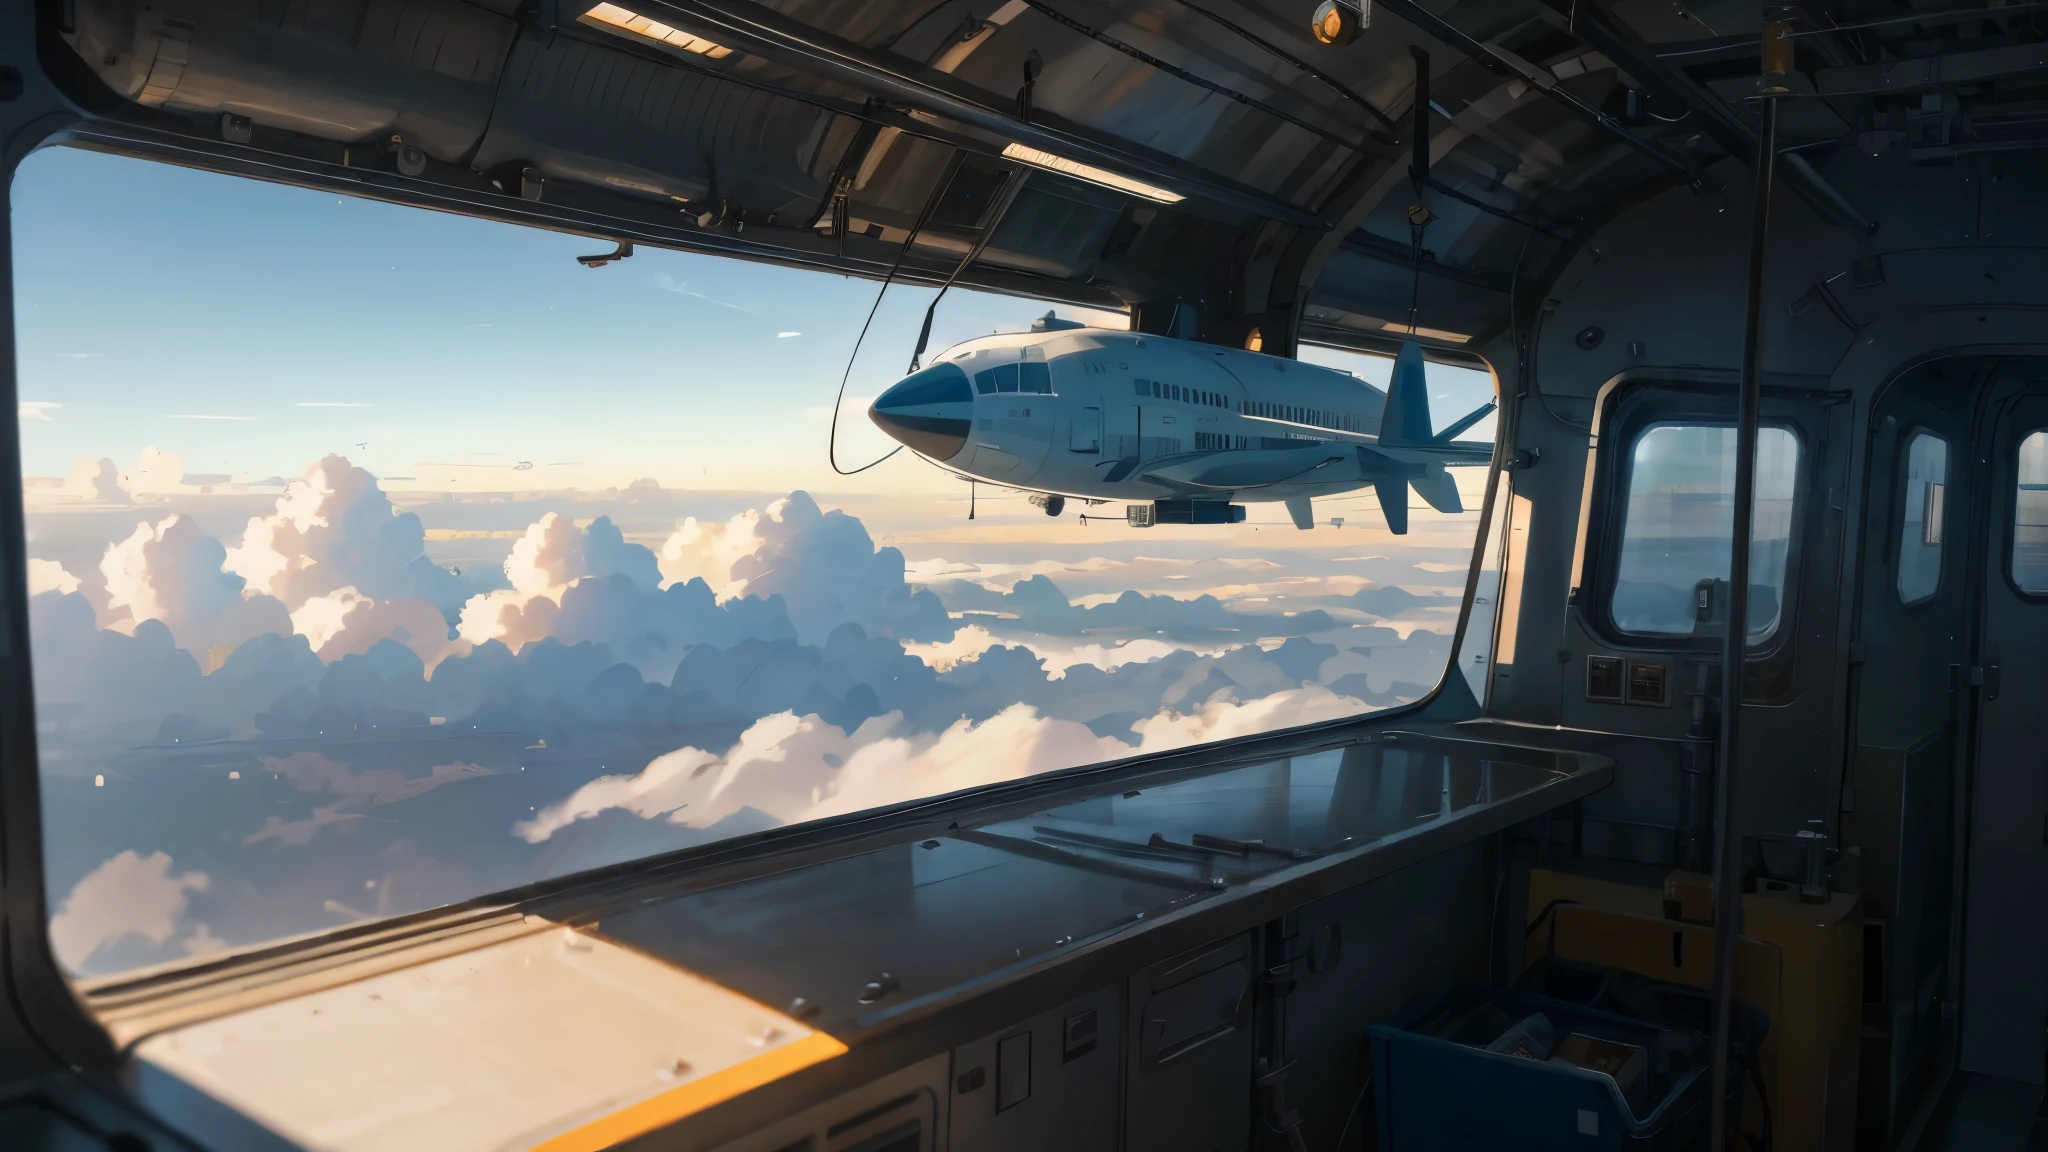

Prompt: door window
[
  {"left": 1610, "top": 423, "right": 1801, "bottom": 641},
  {"left": 1897, "top": 431, "right": 1949, "bottom": 604},
  {"left": 2016, "top": 430, "right": 2048, "bottom": 594}
]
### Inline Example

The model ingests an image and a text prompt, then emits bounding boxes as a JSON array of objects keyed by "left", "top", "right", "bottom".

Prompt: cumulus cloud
[
  {"left": 518, "top": 684, "right": 1365, "bottom": 844},
  {"left": 659, "top": 491, "right": 953, "bottom": 644},
  {"left": 491, "top": 512, "right": 660, "bottom": 595},
  {"left": 517, "top": 705, "right": 1126, "bottom": 842},
  {"left": 49, "top": 850, "right": 210, "bottom": 971},
  {"left": 936, "top": 574, "right": 1337, "bottom": 643},
  {"left": 454, "top": 514, "right": 590, "bottom": 647},
  {"left": 1039, "top": 638, "right": 1191, "bottom": 676},
  {"left": 29, "top": 455, "right": 1460, "bottom": 973},
  {"left": 29, "top": 591, "right": 203, "bottom": 739},
  {"left": 120, "top": 446, "right": 198, "bottom": 495},
  {"left": 547, "top": 574, "right": 794, "bottom": 680},
  {"left": 658, "top": 507, "right": 774, "bottom": 598},
  {"left": 457, "top": 584, "right": 560, "bottom": 655},
  {"left": 1127, "top": 683, "right": 1364, "bottom": 747},
  {"left": 28, "top": 559, "right": 79, "bottom": 597},
  {"left": 101, "top": 513, "right": 292, "bottom": 660},
  {"left": 59, "top": 456, "right": 128, "bottom": 503},
  {"left": 455, "top": 513, "right": 776, "bottom": 677},
  {"left": 290, "top": 587, "right": 454, "bottom": 664},
  {"left": 899, "top": 625, "right": 1000, "bottom": 672},
  {"left": 907, "top": 627, "right": 1193, "bottom": 678},
  {"left": 226, "top": 454, "right": 464, "bottom": 616}
]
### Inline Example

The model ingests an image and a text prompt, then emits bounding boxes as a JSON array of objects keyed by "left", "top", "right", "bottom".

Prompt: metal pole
[{"left": 1707, "top": 88, "right": 1778, "bottom": 1152}]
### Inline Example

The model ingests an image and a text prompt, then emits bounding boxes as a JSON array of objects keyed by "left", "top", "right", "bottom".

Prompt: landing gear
[{"left": 1031, "top": 494, "right": 1065, "bottom": 517}]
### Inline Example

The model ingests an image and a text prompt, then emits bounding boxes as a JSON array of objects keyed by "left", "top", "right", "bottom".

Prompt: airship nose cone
[{"left": 869, "top": 362, "right": 972, "bottom": 461}]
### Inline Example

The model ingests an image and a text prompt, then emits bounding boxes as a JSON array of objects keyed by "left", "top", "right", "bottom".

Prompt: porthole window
[
  {"left": 1896, "top": 431, "right": 1948, "bottom": 604},
  {"left": 2015, "top": 430, "right": 2048, "bottom": 594}
]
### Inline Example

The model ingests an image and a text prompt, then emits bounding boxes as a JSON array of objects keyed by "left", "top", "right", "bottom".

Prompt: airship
[{"left": 867, "top": 317, "right": 1495, "bottom": 532}]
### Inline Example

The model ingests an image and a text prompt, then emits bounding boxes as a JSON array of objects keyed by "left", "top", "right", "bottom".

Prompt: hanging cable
[
  {"left": 1407, "top": 219, "right": 1426, "bottom": 335},
  {"left": 908, "top": 164, "right": 1032, "bottom": 372},
  {"left": 1423, "top": 174, "right": 1571, "bottom": 239},
  {"left": 826, "top": 158, "right": 958, "bottom": 476},
  {"left": 1405, "top": 46, "right": 1431, "bottom": 338},
  {"left": 1017, "top": 49, "right": 1043, "bottom": 123}
]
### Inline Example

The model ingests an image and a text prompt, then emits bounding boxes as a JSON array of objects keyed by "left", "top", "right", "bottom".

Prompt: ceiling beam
[
  {"left": 1815, "top": 40, "right": 2048, "bottom": 96},
  {"left": 60, "top": 118, "right": 1131, "bottom": 312},
  {"left": 624, "top": 0, "right": 1332, "bottom": 228},
  {"left": 1543, "top": 0, "right": 1878, "bottom": 235},
  {"left": 1339, "top": 230, "right": 1517, "bottom": 293},
  {"left": 1371, "top": 0, "right": 1699, "bottom": 184}
]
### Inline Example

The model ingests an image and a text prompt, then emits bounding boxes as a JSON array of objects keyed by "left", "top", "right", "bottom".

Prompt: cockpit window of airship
[{"left": 11, "top": 147, "right": 1496, "bottom": 980}]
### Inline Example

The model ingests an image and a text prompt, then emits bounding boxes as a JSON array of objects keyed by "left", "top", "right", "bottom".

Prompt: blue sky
[
  {"left": 11, "top": 147, "right": 1128, "bottom": 493},
  {"left": 12, "top": 145, "right": 1490, "bottom": 497}
]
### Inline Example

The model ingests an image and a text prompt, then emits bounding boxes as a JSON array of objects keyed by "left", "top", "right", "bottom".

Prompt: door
[
  {"left": 1844, "top": 360, "right": 1982, "bottom": 1141},
  {"left": 1070, "top": 405, "right": 1101, "bottom": 453},
  {"left": 1960, "top": 387, "right": 2048, "bottom": 1084}
]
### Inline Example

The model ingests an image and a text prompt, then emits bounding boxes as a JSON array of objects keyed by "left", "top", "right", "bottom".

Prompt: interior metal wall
[
  {"left": 1485, "top": 146, "right": 2048, "bottom": 859},
  {"left": 690, "top": 839, "right": 1492, "bottom": 1152}
]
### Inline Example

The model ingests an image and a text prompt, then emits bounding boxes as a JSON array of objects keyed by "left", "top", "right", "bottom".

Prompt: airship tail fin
[
  {"left": 1411, "top": 465, "right": 1463, "bottom": 514},
  {"left": 1378, "top": 342, "right": 1436, "bottom": 449},
  {"left": 1433, "top": 400, "right": 1497, "bottom": 444},
  {"left": 1374, "top": 478, "right": 1410, "bottom": 535}
]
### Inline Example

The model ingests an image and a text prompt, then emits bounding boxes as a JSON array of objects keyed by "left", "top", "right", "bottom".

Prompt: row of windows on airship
[{"left": 969, "top": 367, "right": 1371, "bottom": 434}]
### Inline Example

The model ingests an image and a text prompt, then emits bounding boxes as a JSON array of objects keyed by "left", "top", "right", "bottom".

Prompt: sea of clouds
[{"left": 30, "top": 454, "right": 1460, "bottom": 976}]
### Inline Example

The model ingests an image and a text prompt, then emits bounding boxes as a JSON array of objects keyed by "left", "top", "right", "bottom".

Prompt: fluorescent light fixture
[
  {"left": 583, "top": 2, "right": 734, "bottom": 58},
  {"left": 1000, "top": 142, "right": 1184, "bottom": 203},
  {"left": 1380, "top": 321, "right": 1473, "bottom": 344}
]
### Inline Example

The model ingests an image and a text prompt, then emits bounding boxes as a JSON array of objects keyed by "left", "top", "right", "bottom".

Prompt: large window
[
  {"left": 2017, "top": 430, "right": 2048, "bottom": 595},
  {"left": 14, "top": 148, "right": 1489, "bottom": 978},
  {"left": 1897, "top": 431, "right": 1948, "bottom": 604},
  {"left": 1610, "top": 423, "right": 1801, "bottom": 640}
]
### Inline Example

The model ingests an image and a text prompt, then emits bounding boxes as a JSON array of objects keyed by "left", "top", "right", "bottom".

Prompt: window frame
[
  {"left": 2007, "top": 426, "right": 2048, "bottom": 601},
  {"left": 0, "top": 140, "right": 1524, "bottom": 1021},
  {"left": 1578, "top": 380, "right": 1816, "bottom": 665},
  {"left": 1893, "top": 426, "right": 1951, "bottom": 608}
]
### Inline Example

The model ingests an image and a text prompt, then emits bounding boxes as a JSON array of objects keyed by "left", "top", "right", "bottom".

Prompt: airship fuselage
[{"left": 867, "top": 327, "right": 1491, "bottom": 531}]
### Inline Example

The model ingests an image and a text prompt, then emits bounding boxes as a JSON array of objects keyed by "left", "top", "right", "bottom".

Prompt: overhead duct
[
  {"left": 61, "top": 0, "right": 515, "bottom": 162},
  {"left": 472, "top": 35, "right": 840, "bottom": 221},
  {"left": 58, "top": 0, "right": 843, "bottom": 224}
]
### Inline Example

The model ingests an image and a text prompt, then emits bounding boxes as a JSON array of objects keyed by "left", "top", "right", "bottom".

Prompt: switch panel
[
  {"left": 1586, "top": 655, "right": 1625, "bottom": 702},
  {"left": 1628, "top": 661, "right": 1670, "bottom": 706}
]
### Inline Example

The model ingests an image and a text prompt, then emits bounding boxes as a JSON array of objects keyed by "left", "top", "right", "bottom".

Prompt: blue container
[{"left": 1370, "top": 985, "right": 1750, "bottom": 1151}]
